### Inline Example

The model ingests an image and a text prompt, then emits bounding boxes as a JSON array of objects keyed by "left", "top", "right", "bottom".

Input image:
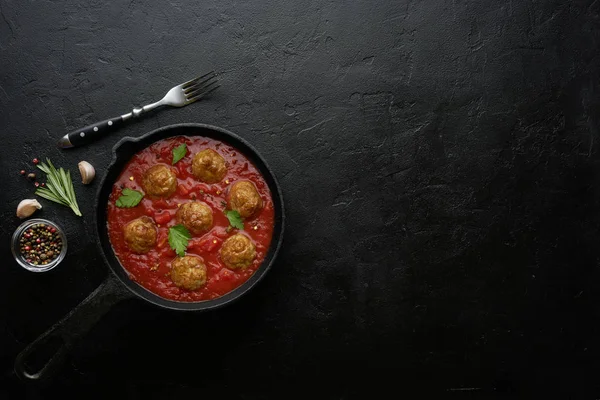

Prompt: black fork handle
[
  {"left": 58, "top": 116, "right": 126, "bottom": 148},
  {"left": 14, "top": 274, "right": 132, "bottom": 381}
]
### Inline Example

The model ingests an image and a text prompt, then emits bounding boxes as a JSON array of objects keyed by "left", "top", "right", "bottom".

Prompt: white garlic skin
[
  {"left": 78, "top": 161, "right": 95, "bottom": 184},
  {"left": 16, "top": 199, "right": 42, "bottom": 219}
]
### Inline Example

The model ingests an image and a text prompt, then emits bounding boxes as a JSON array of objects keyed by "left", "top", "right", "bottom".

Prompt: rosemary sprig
[{"left": 35, "top": 158, "right": 82, "bottom": 216}]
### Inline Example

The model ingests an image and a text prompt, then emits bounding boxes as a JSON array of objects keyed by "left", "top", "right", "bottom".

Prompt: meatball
[
  {"left": 220, "top": 234, "right": 256, "bottom": 270},
  {"left": 228, "top": 181, "right": 263, "bottom": 218},
  {"left": 141, "top": 164, "right": 177, "bottom": 198},
  {"left": 170, "top": 256, "right": 207, "bottom": 290},
  {"left": 123, "top": 216, "right": 157, "bottom": 253},
  {"left": 192, "top": 149, "right": 227, "bottom": 183},
  {"left": 176, "top": 201, "right": 213, "bottom": 234}
]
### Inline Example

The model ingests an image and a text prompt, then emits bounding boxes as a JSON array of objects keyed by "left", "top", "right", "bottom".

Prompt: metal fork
[{"left": 58, "top": 71, "right": 219, "bottom": 148}]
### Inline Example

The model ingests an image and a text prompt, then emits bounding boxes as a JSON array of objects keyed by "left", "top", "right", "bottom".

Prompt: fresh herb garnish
[
  {"left": 224, "top": 210, "right": 244, "bottom": 230},
  {"left": 116, "top": 188, "right": 144, "bottom": 208},
  {"left": 172, "top": 143, "right": 187, "bottom": 165},
  {"left": 35, "top": 158, "right": 82, "bottom": 216},
  {"left": 168, "top": 224, "right": 191, "bottom": 257}
]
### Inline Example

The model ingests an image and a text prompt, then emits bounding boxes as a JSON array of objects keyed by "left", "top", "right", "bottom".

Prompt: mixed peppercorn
[
  {"left": 18, "top": 223, "right": 62, "bottom": 266},
  {"left": 20, "top": 158, "right": 42, "bottom": 187}
]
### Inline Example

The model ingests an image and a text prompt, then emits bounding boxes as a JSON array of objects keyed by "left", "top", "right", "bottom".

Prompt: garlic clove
[
  {"left": 78, "top": 161, "right": 95, "bottom": 184},
  {"left": 17, "top": 199, "right": 42, "bottom": 219}
]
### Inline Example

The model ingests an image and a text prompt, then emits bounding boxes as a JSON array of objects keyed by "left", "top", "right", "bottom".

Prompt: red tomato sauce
[{"left": 107, "top": 136, "right": 274, "bottom": 302}]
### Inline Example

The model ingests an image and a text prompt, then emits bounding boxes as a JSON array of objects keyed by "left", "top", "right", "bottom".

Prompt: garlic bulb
[
  {"left": 17, "top": 199, "right": 42, "bottom": 219},
  {"left": 78, "top": 161, "right": 95, "bottom": 184}
]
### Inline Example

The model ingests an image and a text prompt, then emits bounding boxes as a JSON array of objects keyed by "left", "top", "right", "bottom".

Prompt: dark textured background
[{"left": 1, "top": 0, "right": 600, "bottom": 397}]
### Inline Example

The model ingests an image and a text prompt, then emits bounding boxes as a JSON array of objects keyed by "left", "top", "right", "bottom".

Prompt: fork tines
[{"left": 183, "top": 71, "right": 219, "bottom": 102}]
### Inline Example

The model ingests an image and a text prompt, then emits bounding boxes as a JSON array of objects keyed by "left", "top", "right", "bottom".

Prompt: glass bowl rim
[{"left": 11, "top": 218, "right": 68, "bottom": 272}]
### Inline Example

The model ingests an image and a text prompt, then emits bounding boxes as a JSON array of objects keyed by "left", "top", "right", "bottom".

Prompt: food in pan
[
  {"left": 123, "top": 216, "right": 157, "bottom": 254},
  {"left": 170, "top": 255, "right": 208, "bottom": 290},
  {"left": 107, "top": 136, "right": 274, "bottom": 302},
  {"left": 228, "top": 181, "right": 263, "bottom": 218},
  {"left": 176, "top": 201, "right": 213, "bottom": 234},
  {"left": 220, "top": 233, "right": 256, "bottom": 269},
  {"left": 192, "top": 148, "right": 227, "bottom": 183},
  {"left": 141, "top": 164, "right": 178, "bottom": 198}
]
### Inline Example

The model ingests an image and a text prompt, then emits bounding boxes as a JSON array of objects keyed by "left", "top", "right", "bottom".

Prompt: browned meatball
[
  {"left": 220, "top": 234, "right": 256, "bottom": 270},
  {"left": 228, "top": 181, "right": 263, "bottom": 218},
  {"left": 123, "top": 216, "right": 157, "bottom": 253},
  {"left": 176, "top": 201, "right": 213, "bottom": 235},
  {"left": 141, "top": 165, "right": 177, "bottom": 198},
  {"left": 192, "top": 149, "right": 227, "bottom": 183},
  {"left": 170, "top": 256, "right": 207, "bottom": 290}
]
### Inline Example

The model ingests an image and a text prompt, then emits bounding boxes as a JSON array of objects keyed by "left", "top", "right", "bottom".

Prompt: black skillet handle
[
  {"left": 14, "top": 274, "right": 132, "bottom": 381},
  {"left": 58, "top": 116, "right": 126, "bottom": 148}
]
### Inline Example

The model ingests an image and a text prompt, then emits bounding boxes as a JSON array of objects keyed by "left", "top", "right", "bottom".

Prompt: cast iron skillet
[{"left": 14, "top": 123, "right": 285, "bottom": 381}]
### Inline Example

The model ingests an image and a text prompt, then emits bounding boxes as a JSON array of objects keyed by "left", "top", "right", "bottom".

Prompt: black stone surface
[{"left": 1, "top": 0, "right": 599, "bottom": 397}]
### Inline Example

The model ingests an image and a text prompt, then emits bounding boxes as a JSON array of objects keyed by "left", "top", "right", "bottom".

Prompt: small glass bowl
[{"left": 11, "top": 218, "right": 68, "bottom": 272}]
